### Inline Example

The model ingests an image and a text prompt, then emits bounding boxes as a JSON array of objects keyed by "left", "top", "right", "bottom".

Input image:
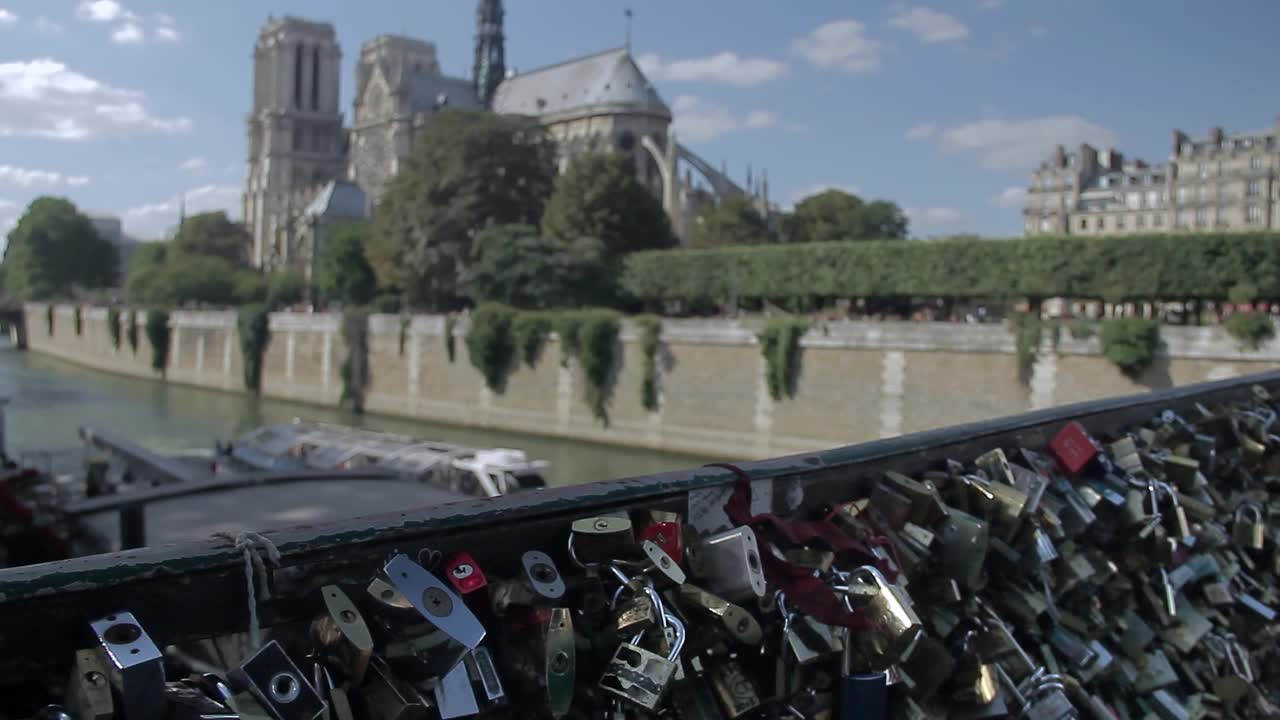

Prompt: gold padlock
[
  {"left": 1234, "top": 503, "right": 1266, "bottom": 551},
  {"left": 846, "top": 565, "right": 923, "bottom": 669}
]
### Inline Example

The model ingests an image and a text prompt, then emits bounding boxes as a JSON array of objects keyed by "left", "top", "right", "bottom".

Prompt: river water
[{"left": 0, "top": 349, "right": 714, "bottom": 544}]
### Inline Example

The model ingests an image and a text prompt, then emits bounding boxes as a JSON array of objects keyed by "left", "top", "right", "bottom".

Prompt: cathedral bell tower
[{"left": 473, "top": 0, "right": 505, "bottom": 108}]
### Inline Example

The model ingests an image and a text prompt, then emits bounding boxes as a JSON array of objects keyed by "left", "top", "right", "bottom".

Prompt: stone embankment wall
[{"left": 25, "top": 305, "right": 1279, "bottom": 459}]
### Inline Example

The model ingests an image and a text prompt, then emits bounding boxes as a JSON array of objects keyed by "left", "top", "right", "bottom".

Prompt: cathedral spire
[{"left": 473, "top": 0, "right": 506, "bottom": 108}]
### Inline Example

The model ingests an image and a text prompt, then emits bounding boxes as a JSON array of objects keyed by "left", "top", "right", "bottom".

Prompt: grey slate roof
[
  {"left": 492, "top": 48, "right": 670, "bottom": 120},
  {"left": 304, "top": 180, "right": 368, "bottom": 221},
  {"left": 407, "top": 73, "right": 482, "bottom": 113}
]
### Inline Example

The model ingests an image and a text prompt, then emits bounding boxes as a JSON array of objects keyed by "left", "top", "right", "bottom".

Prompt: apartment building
[{"left": 1024, "top": 119, "right": 1280, "bottom": 236}]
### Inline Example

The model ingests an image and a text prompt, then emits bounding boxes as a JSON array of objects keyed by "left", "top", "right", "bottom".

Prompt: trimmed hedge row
[{"left": 622, "top": 233, "right": 1280, "bottom": 304}]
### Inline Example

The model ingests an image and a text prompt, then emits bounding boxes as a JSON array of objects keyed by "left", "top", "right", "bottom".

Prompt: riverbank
[{"left": 25, "top": 304, "right": 1280, "bottom": 459}]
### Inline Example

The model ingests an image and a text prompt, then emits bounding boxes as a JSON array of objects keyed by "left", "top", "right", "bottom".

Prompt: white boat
[{"left": 220, "top": 420, "right": 550, "bottom": 498}]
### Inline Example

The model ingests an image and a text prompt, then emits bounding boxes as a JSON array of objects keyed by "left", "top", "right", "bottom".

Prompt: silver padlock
[
  {"left": 695, "top": 526, "right": 767, "bottom": 602},
  {"left": 433, "top": 659, "right": 480, "bottom": 719},
  {"left": 89, "top": 611, "right": 167, "bottom": 720},
  {"left": 1233, "top": 503, "right": 1266, "bottom": 551},
  {"left": 598, "top": 603, "right": 686, "bottom": 709},
  {"left": 384, "top": 553, "right": 486, "bottom": 649}
]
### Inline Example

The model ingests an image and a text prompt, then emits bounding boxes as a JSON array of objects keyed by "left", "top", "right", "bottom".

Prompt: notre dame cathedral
[{"left": 243, "top": 0, "right": 772, "bottom": 276}]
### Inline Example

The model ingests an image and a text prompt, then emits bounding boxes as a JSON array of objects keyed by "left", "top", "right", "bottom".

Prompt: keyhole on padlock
[
  {"left": 747, "top": 552, "right": 760, "bottom": 571},
  {"left": 422, "top": 587, "right": 454, "bottom": 617},
  {"left": 550, "top": 650, "right": 571, "bottom": 674},
  {"left": 531, "top": 563, "right": 557, "bottom": 584},
  {"left": 452, "top": 563, "right": 474, "bottom": 579},
  {"left": 339, "top": 610, "right": 356, "bottom": 623},
  {"left": 594, "top": 519, "right": 610, "bottom": 531},
  {"left": 83, "top": 671, "right": 106, "bottom": 687}
]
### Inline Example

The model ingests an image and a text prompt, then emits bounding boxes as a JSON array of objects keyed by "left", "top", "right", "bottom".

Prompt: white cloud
[
  {"left": 111, "top": 22, "right": 143, "bottom": 45},
  {"left": 76, "top": 0, "right": 127, "bottom": 22},
  {"left": 671, "top": 95, "right": 779, "bottom": 143},
  {"left": 636, "top": 51, "right": 787, "bottom": 88},
  {"left": 905, "top": 123, "right": 937, "bottom": 141},
  {"left": 0, "top": 198, "right": 15, "bottom": 209},
  {"left": 979, "top": 0, "right": 1005, "bottom": 9},
  {"left": 792, "top": 20, "right": 882, "bottom": 73},
  {"left": 1028, "top": 24, "right": 1048, "bottom": 37},
  {"left": 123, "top": 184, "right": 241, "bottom": 238},
  {"left": 179, "top": 156, "right": 207, "bottom": 172},
  {"left": 0, "top": 164, "right": 90, "bottom": 187},
  {"left": 908, "top": 207, "right": 965, "bottom": 226},
  {"left": 0, "top": 9, "right": 17, "bottom": 26},
  {"left": 154, "top": 25, "right": 178, "bottom": 42},
  {"left": 993, "top": 186, "right": 1028, "bottom": 208},
  {"left": 0, "top": 59, "right": 192, "bottom": 140},
  {"left": 889, "top": 7, "right": 970, "bottom": 44},
  {"left": 786, "top": 183, "right": 861, "bottom": 209},
  {"left": 34, "top": 17, "right": 65, "bottom": 34},
  {"left": 939, "top": 115, "right": 1119, "bottom": 170}
]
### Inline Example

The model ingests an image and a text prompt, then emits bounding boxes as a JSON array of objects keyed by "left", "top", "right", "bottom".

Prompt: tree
[
  {"left": 171, "top": 211, "right": 250, "bottom": 266},
  {"left": 542, "top": 153, "right": 675, "bottom": 262},
  {"left": 266, "top": 271, "right": 306, "bottom": 308},
  {"left": 465, "top": 224, "right": 610, "bottom": 309},
  {"left": 782, "top": 189, "right": 909, "bottom": 243},
  {"left": 316, "top": 221, "right": 377, "bottom": 307},
  {"left": 367, "top": 109, "right": 557, "bottom": 309},
  {"left": 2, "top": 197, "right": 118, "bottom": 300},
  {"left": 125, "top": 254, "right": 240, "bottom": 306},
  {"left": 688, "top": 195, "right": 771, "bottom": 248}
]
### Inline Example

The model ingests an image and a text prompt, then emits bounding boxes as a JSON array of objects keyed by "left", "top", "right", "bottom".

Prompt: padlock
[
  {"left": 89, "top": 611, "right": 167, "bottom": 720},
  {"left": 441, "top": 551, "right": 488, "bottom": 596},
  {"left": 951, "top": 631, "right": 999, "bottom": 706},
  {"left": 466, "top": 647, "right": 506, "bottom": 709},
  {"left": 164, "top": 680, "right": 239, "bottom": 720},
  {"left": 360, "top": 656, "right": 428, "bottom": 720},
  {"left": 502, "top": 607, "right": 575, "bottom": 718},
  {"left": 318, "top": 585, "right": 373, "bottom": 688},
  {"left": 384, "top": 554, "right": 486, "bottom": 649},
  {"left": 1049, "top": 421, "right": 1100, "bottom": 474},
  {"left": 569, "top": 515, "right": 636, "bottom": 565},
  {"left": 882, "top": 471, "right": 944, "bottom": 526},
  {"left": 784, "top": 546, "right": 837, "bottom": 573},
  {"left": 432, "top": 659, "right": 480, "bottom": 719},
  {"left": 639, "top": 539, "right": 687, "bottom": 585},
  {"left": 694, "top": 525, "right": 767, "bottom": 601},
  {"left": 1233, "top": 502, "right": 1266, "bottom": 551},
  {"left": 935, "top": 508, "right": 989, "bottom": 591},
  {"left": 228, "top": 640, "right": 326, "bottom": 720},
  {"left": 638, "top": 520, "right": 684, "bottom": 564},
  {"left": 598, "top": 607, "right": 685, "bottom": 709},
  {"left": 613, "top": 588, "right": 658, "bottom": 637},
  {"left": 668, "top": 582, "right": 763, "bottom": 645},
  {"left": 708, "top": 658, "right": 763, "bottom": 719},
  {"left": 65, "top": 648, "right": 114, "bottom": 720},
  {"left": 1162, "top": 455, "right": 1200, "bottom": 493},
  {"left": 845, "top": 565, "right": 922, "bottom": 670}
]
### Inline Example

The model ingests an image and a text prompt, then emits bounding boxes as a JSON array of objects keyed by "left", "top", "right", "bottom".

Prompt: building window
[
  {"left": 1177, "top": 186, "right": 1191, "bottom": 203},
  {"left": 1125, "top": 192, "right": 1140, "bottom": 209},
  {"left": 1195, "top": 208, "right": 1210, "bottom": 227},
  {"left": 1143, "top": 175, "right": 1153, "bottom": 186},
  {"left": 1249, "top": 180, "right": 1261, "bottom": 197},
  {"left": 1146, "top": 190, "right": 1159, "bottom": 208},
  {"left": 1136, "top": 214, "right": 1146, "bottom": 229},
  {"left": 1099, "top": 176, "right": 1110, "bottom": 189},
  {"left": 1039, "top": 218, "right": 1052, "bottom": 232},
  {"left": 1065, "top": 176, "right": 1075, "bottom": 188},
  {"left": 1095, "top": 217, "right": 1104, "bottom": 230},
  {"left": 1217, "top": 161, "right": 1225, "bottom": 176},
  {"left": 1248, "top": 205, "right": 1262, "bottom": 223},
  {"left": 1251, "top": 155, "right": 1264, "bottom": 171},
  {"left": 1219, "top": 182, "right": 1229, "bottom": 200},
  {"left": 1198, "top": 185, "right": 1212, "bottom": 202},
  {"left": 1116, "top": 215, "right": 1126, "bottom": 230},
  {"left": 1079, "top": 218, "right": 1087, "bottom": 230},
  {"left": 1153, "top": 213, "right": 1163, "bottom": 228},
  {"left": 1181, "top": 143, "right": 1192, "bottom": 157},
  {"left": 1199, "top": 162, "right": 1210, "bottom": 179}
]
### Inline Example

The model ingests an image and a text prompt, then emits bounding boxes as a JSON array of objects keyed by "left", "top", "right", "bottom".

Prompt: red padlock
[
  {"left": 442, "top": 551, "right": 488, "bottom": 595},
  {"left": 637, "top": 521, "right": 683, "bottom": 564},
  {"left": 1049, "top": 421, "right": 1100, "bottom": 475}
]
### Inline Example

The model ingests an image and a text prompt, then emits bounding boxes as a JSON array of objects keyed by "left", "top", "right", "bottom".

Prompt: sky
[{"left": 0, "top": 1, "right": 1277, "bottom": 243}]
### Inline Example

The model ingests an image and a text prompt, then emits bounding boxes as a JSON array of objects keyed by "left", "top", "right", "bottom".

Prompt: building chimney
[
  {"left": 1211, "top": 127, "right": 1224, "bottom": 146},
  {"left": 1172, "top": 130, "right": 1187, "bottom": 156}
]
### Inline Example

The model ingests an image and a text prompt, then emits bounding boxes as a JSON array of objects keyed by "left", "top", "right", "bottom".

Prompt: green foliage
[
  {"left": 566, "top": 309, "right": 621, "bottom": 424},
  {"left": 126, "top": 251, "right": 266, "bottom": 308},
  {"left": 232, "top": 272, "right": 269, "bottom": 304},
  {"left": 623, "top": 233, "right": 1280, "bottom": 307},
  {"left": 553, "top": 313, "right": 583, "bottom": 368},
  {"left": 781, "top": 189, "right": 909, "bottom": 243},
  {"left": 466, "top": 224, "right": 611, "bottom": 308},
  {"left": 2, "top": 197, "right": 119, "bottom": 300},
  {"left": 340, "top": 311, "right": 370, "bottom": 413},
  {"left": 1229, "top": 282, "right": 1260, "bottom": 305},
  {"left": 317, "top": 220, "right": 376, "bottom": 307},
  {"left": 1100, "top": 318, "right": 1160, "bottom": 377},
  {"left": 636, "top": 314, "right": 662, "bottom": 411},
  {"left": 266, "top": 272, "right": 306, "bottom": 309},
  {"left": 45, "top": 305, "right": 53, "bottom": 335},
  {"left": 689, "top": 196, "right": 772, "bottom": 248},
  {"left": 237, "top": 304, "right": 271, "bottom": 392},
  {"left": 1009, "top": 313, "right": 1043, "bottom": 382},
  {"left": 372, "top": 293, "right": 403, "bottom": 314},
  {"left": 1224, "top": 312, "right": 1276, "bottom": 350},
  {"left": 367, "top": 109, "right": 557, "bottom": 309},
  {"left": 125, "top": 310, "right": 138, "bottom": 353},
  {"left": 758, "top": 319, "right": 809, "bottom": 401},
  {"left": 1068, "top": 319, "right": 1097, "bottom": 340},
  {"left": 466, "top": 304, "right": 517, "bottom": 391},
  {"left": 72, "top": 306, "right": 82, "bottom": 336},
  {"left": 144, "top": 309, "right": 171, "bottom": 373},
  {"left": 542, "top": 153, "right": 675, "bottom": 264},
  {"left": 171, "top": 211, "right": 249, "bottom": 265},
  {"left": 512, "top": 311, "right": 553, "bottom": 368},
  {"left": 444, "top": 314, "right": 457, "bottom": 363},
  {"left": 106, "top": 307, "right": 122, "bottom": 349}
]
